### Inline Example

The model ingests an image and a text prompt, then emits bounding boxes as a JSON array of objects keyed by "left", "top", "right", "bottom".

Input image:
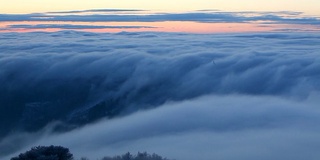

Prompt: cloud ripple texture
[{"left": 0, "top": 31, "right": 320, "bottom": 159}]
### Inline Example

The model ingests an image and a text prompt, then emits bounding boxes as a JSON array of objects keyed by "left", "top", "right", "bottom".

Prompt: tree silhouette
[
  {"left": 11, "top": 145, "right": 73, "bottom": 160},
  {"left": 11, "top": 146, "right": 170, "bottom": 160},
  {"left": 101, "top": 152, "right": 169, "bottom": 160}
]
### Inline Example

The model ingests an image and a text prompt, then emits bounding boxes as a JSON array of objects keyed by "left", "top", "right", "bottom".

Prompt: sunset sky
[
  {"left": 1, "top": 0, "right": 320, "bottom": 15},
  {"left": 1, "top": 0, "right": 320, "bottom": 33}
]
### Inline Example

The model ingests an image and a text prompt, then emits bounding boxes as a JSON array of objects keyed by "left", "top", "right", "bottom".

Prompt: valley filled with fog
[{"left": 1, "top": 31, "right": 320, "bottom": 160}]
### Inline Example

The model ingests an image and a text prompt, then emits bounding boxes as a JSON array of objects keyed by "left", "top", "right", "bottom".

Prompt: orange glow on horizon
[
  {"left": 1, "top": 21, "right": 319, "bottom": 33},
  {"left": 1, "top": 0, "right": 320, "bottom": 16}
]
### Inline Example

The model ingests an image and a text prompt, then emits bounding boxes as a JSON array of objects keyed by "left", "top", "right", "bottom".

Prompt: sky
[
  {"left": 1, "top": 0, "right": 320, "bottom": 15},
  {"left": 0, "top": 0, "right": 320, "bottom": 33}
]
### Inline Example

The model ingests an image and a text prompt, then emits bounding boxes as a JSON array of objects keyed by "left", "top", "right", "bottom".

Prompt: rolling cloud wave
[
  {"left": 2, "top": 95, "right": 320, "bottom": 160},
  {"left": 0, "top": 31, "right": 320, "bottom": 159}
]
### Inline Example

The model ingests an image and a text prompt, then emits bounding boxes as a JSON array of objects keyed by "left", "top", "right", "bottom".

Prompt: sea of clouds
[{"left": 0, "top": 31, "right": 320, "bottom": 159}]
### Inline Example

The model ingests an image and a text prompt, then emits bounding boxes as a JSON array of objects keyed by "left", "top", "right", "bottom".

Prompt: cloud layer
[
  {"left": 0, "top": 31, "right": 320, "bottom": 159},
  {"left": 3, "top": 94, "right": 320, "bottom": 160},
  {"left": 1, "top": 10, "right": 320, "bottom": 24},
  {"left": 8, "top": 24, "right": 155, "bottom": 30}
]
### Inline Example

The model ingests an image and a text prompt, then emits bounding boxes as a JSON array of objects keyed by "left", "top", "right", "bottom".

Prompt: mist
[
  {"left": 1, "top": 31, "right": 320, "bottom": 159},
  {"left": 3, "top": 94, "right": 320, "bottom": 160}
]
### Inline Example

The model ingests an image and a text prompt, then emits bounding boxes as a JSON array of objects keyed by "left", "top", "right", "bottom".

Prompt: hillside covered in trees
[{"left": 11, "top": 145, "right": 171, "bottom": 160}]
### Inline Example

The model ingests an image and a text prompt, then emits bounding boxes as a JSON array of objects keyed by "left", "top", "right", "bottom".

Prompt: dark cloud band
[
  {"left": 0, "top": 10, "right": 319, "bottom": 25},
  {"left": 8, "top": 24, "right": 155, "bottom": 30},
  {"left": 45, "top": 9, "right": 146, "bottom": 14}
]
